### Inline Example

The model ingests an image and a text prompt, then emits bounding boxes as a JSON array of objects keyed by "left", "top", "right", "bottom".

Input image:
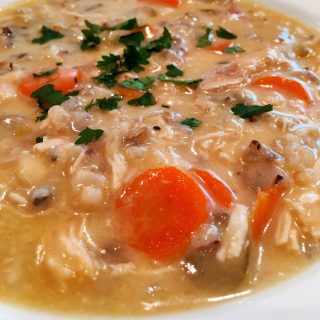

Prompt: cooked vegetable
[
  {"left": 207, "top": 39, "right": 232, "bottom": 52},
  {"left": 115, "top": 86, "right": 144, "bottom": 99},
  {"left": 128, "top": 91, "right": 156, "bottom": 106},
  {"left": 251, "top": 183, "right": 287, "bottom": 241},
  {"left": 19, "top": 67, "right": 84, "bottom": 96},
  {"left": 32, "top": 25, "right": 64, "bottom": 44},
  {"left": 252, "top": 76, "right": 313, "bottom": 106},
  {"left": 139, "top": 0, "right": 180, "bottom": 8},
  {"left": 191, "top": 169, "right": 234, "bottom": 208},
  {"left": 116, "top": 167, "right": 208, "bottom": 259},
  {"left": 75, "top": 127, "right": 104, "bottom": 145},
  {"left": 231, "top": 103, "right": 273, "bottom": 118}
]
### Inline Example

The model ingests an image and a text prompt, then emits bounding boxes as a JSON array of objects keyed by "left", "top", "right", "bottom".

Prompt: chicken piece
[
  {"left": 199, "top": 48, "right": 282, "bottom": 91},
  {"left": 239, "top": 140, "right": 288, "bottom": 192}
]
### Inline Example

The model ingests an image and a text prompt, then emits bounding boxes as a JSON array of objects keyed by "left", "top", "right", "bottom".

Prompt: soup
[{"left": 0, "top": 0, "right": 319, "bottom": 315}]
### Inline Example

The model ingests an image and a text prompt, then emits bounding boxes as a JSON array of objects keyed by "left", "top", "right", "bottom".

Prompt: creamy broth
[{"left": 0, "top": 0, "right": 320, "bottom": 315}]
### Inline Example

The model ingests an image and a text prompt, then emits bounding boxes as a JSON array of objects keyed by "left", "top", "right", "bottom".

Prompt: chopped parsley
[
  {"left": 223, "top": 45, "right": 245, "bottom": 54},
  {"left": 110, "top": 18, "right": 140, "bottom": 31},
  {"left": 32, "top": 26, "right": 64, "bottom": 44},
  {"left": 123, "top": 45, "right": 151, "bottom": 72},
  {"left": 119, "top": 76, "right": 155, "bottom": 91},
  {"left": 165, "top": 64, "right": 184, "bottom": 78},
  {"left": 81, "top": 20, "right": 102, "bottom": 50},
  {"left": 128, "top": 91, "right": 156, "bottom": 107},
  {"left": 146, "top": 27, "right": 173, "bottom": 52},
  {"left": 93, "top": 72, "right": 121, "bottom": 88},
  {"left": 181, "top": 118, "right": 202, "bottom": 129},
  {"left": 158, "top": 74, "right": 202, "bottom": 85},
  {"left": 85, "top": 95, "right": 122, "bottom": 111},
  {"left": 119, "top": 31, "right": 145, "bottom": 47},
  {"left": 33, "top": 68, "right": 57, "bottom": 78},
  {"left": 35, "top": 137, "right": 43, "bottom": 144},
  {"left": 162, "top": 104, "right": 170, "bottom": 108},
  {"left": 96, "top": 54, "right": 121, "bottom": 73},
  {"left": 197, "top": 27, "right": 213, "bottom": 48},
  {"left": 216, "top": 27, "right": 237, "bottom": 40},
  {"left": 75, "top": 127, "right": 104, "bottom": 145},
  {"left": 231, "top": 103, "right": 273, "bottom": 118},
  {"left": 31, "top": 84, "right": 70, "bottom": 121}
]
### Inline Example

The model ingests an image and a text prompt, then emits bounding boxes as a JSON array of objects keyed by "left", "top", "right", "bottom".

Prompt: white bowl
[{"left": 0, "top": 0, "right": 319, "bottom": 319}]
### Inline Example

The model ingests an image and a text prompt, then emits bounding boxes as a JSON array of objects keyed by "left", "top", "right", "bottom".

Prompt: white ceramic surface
[{"left": 0, "top": 0, "right": 319, "bottom": 319}]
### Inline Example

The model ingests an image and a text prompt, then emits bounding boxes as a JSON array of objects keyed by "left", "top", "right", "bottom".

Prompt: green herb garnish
[
  {"left": 120, "top": 76, "right": 155, "bottom": 91},
  {"left": 123, "top": 45, "right": 151, "bottom": 72},
  {"left": 35, "top": 137, "right": 43, "bottom": 144},
  {"left": 33, "top": 68, "right": 57, "bottom": 78},
  {"left": 75, "top": 127, "right": 104, "bottom": 145},
  {"left": 216, "top": 27, "right": 237, "bottom": 40},
  {"left": 81, "top": 20, "right": 102, "bottom": 50},
  {"left": 32, "top": 26, "right": 64, "bottom": 44},
  {"left": 96, "top": 54, "right": 121, "bottom": 73},
  {"left": 223, "top": 45, "right": 245, "bottom": 54},
  {"left": 128, "top": 91, "right": 156, "bottom": 107},
  {"left": 110, "top": 18, "right": 140, "bottom": 31},
  {"left": 158, "top": 74, "right": 202, "bottom": 85},
  {"left": 181, "top": 118, "right": 202, "bottom": 129},
  {"left": 231, "top": 103, "right": 273, "bottom": 118},
  {"left": 93, "top": 72, "right": 122, "bottom": 88},
  {"left": 119, "top": 31, "right": 145, "bottom": 47},
  {"left": 197, "top": 28, "right": 213, "bottom": 48},
  {"left": 165, "top": 64, "right": 184, "bottom": 78},
  {"left": 146, "top": 27, "right": 173, "bottom": 52},
  {"left": 85, "top": 95, "right": 122, "bottom": 111}
]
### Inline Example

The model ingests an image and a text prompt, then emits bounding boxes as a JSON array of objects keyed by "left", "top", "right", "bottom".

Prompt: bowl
[{"left": 0, "top": 0, "right": 319, "bottom": 319}]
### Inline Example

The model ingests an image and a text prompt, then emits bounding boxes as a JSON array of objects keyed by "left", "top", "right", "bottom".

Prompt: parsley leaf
[
  {"left": 128, "top": 91, "right": 156, "bottom": 107},
  {"left": 165, "top": 64, "right": 184, "bottom": 78},
  {"left": 96, "top": 54, "right": 121, "bottom": 73},
  {"left": 65, "top": 90, "right": 80, "bottom": 97},
  {"left": 93, "top": 72, "right": 121, "bottom": 88},
  {"left": 119, "top": 76, "right": 155, "bottom": 91},
  {"left": 119, "top": 31, "right": 145, "bottom": 47},
  {"left": 216, "top": 27, "right": 237, "bottom": 40},
  {"left": 81, "top": 20, "right": 102, "bottom": 50},
  {"left": 110, "top": 18, "right": 140, "bottom": 31},
  {"left": 123, "top": 45, "right": 151, "bottom": 72},
  {"left": 85, "top": 95, "right": 122, "bottom": 111},
  {"left": 231, "top": 103, "right": 273, "bottom": 118},
  {"left": 223, "top": 45, "right": 245, "bottom": 54},
  {"left": 31, "top": 84, "right": 70, "bottom": 121},
  {"left": 32, "top": 26, "right": 64, "bottom": 44},
  {"left": 33, "top": 68, "right": 57, "bottom": 78},
  {"left": 75, "top": 127, "right": 104, "bottom": 145},
  {"left": 197, "top": 27, "right": 213, "bottom": 48},
  {"left": 181, "top": 118, "right": 202, "bottom": 129},
  {"left": 158, "top": 74, "right": 202, "bottom": 85},
  {"left": 35, "top": 136, "right": 43, "bottom": 144},
  {"left": 146, "top": 27, "right": 173, "bottom": 52}
]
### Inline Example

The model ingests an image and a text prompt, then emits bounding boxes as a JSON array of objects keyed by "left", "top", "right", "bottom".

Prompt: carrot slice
[
  {"left": 19, "top": 67, "right": 84, "bottom": 96},
  {"left": 251, "top": 184, "right": 287, "bottom": 241},
  {"left": 115, "top": 86, "right": 144, "bottom": 99},
  {"left": 252, "top": 76, "right": 312, "bottom": 106},
  {"left": 191, "top": 169, "right": 234, "bottom": 208},
  {"left": 116, "top": 167, "right": 208, "bottom": 260},
  {"left": 138, "top": 0, "right": 180, "bottom": 7},
  {"left": 207, "top": 39, "right": 232, "bottom": 52}
]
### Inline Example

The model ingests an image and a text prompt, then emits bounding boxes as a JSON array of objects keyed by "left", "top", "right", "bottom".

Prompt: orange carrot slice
[{"left": 116, "top": 167, "right": 208, "bottom": 260}]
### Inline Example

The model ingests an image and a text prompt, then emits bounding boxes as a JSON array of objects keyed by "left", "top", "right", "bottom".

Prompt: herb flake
[
  {"left": 223, "top": 45, "right": 245, "bottom": 54},
  {"left": 119, "top": 31, "right": 145, "bottom": 47},
  {"left": 32, "top": 26, "right": 64, "bottom": 44},
  {"left": 128, "top": 91, "right": 156, "bottom": 107},
  {"left": 181, "top": 118, "right": 202, "bottom": 129},
  {"left": 119, "top": 76, "right": 155, "bottom": 91},
  {"left": 216, "top": 27, "right": 237, "bottom": 40},
  {"left": 35, "top": 137, "right": 43, "bottom": 144},
  {"left": 197, "top": 27, "right": 213, "bottom": 48},
  {"left": 123, "top": 45, "right": 151, "bottom": 72},
  {"left": 231, "top": 103, "right": 273, "bottom": 118},
  {"left": 110, "top": 18, "right": 140, "bottom": 31},
  {"left": 158, "top": 74, "right": 202, "bottom": 85},
  {"left": 81, "top": 20, "right": 102, "bottom": 50},
  {"left": 75, "top": 127, "right": 104, "bottom": 145},
  {"left": 33, "top": 68, "right": 57, "bottom": 78},
  {"left": 146, "top": 27, "right": 173, "bottom": 52},
  {"left": 85, "top": 95, "right": 122, "bottom": 111},
  {"left": 165, "top": 64, "right": 184, "bottom": 78}
]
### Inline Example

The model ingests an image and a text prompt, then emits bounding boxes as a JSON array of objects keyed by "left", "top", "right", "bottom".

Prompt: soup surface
[{"left": 0, "top": 0, "right": 320, "bottom": 315}]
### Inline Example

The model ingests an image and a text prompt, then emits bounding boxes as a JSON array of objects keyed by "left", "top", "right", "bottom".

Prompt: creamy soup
[{"left": 0, "top": 0, "right": 320, "bottom": 316}]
